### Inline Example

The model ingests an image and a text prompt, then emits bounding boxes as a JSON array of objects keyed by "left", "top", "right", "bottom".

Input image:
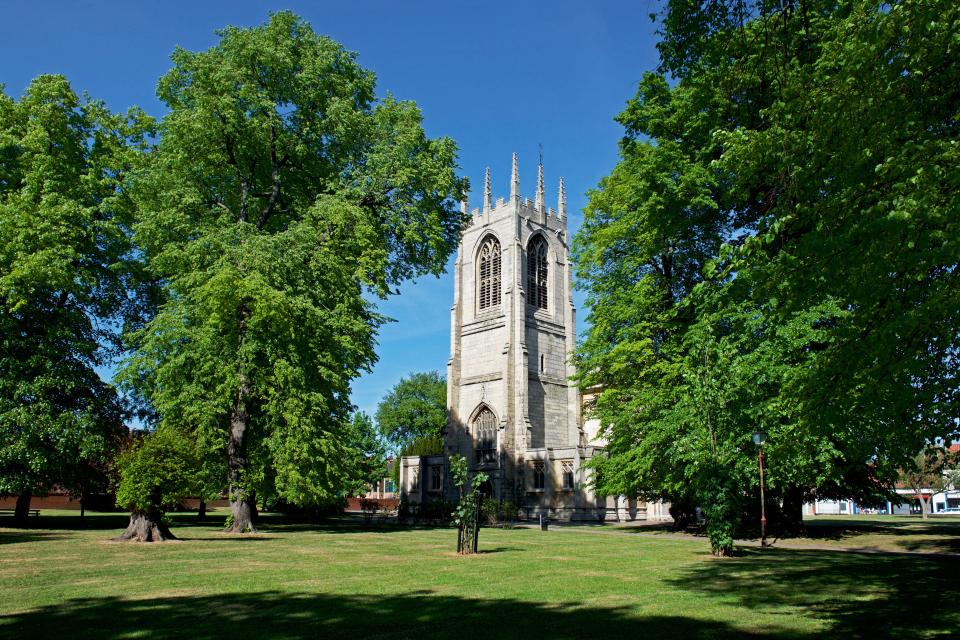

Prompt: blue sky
[{"left": 0, "top": 0, "right": 661, "bottom": 420}]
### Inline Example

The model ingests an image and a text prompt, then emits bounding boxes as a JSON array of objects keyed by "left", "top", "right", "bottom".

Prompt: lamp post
[{"left": 752, "top": 428, "right": 768, "bottom": 548}]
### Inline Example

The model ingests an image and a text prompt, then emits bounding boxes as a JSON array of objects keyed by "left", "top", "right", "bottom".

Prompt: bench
[
  {"left": 0, "top": 508, "right": 40, "bottom": 517},
  {"left": 685, "top": 522, "right": 705, "bottom": 534}
]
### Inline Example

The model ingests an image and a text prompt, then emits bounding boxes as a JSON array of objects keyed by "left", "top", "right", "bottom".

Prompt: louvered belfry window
[
  {"left": 478, "top": 236, "right": 501, "bottom": 310},
  {"left": 527, "top": 236, "right": 548, "bottom": 310},
  {"left": 474, "top": 407, "right": 497, "bottom": 464}
]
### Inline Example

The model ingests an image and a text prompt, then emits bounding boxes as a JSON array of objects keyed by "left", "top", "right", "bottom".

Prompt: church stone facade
[{"left": 399, "top": 154, "right": 608, "bottom": 520}]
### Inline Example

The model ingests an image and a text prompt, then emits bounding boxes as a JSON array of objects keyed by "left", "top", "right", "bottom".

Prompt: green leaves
[
  {"left": 122, "top": 13, "right": 466, "bottom": 508},
  {"left": 115, "top": 426, "right": 199, "bottom": 513},
  {"left": 578, "top": 0, "right": 960, "bottom": 550},
  {"left": 375, "top": 371, "right": 447, "bottom": 450},
  {"left": 0, "top": 75, "right": 147, "bottom": 499}
]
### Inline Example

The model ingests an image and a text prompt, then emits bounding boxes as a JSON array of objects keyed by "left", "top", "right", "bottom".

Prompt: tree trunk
[
  {"left": 197, "top": 499, "right": 206, "bottom": 521},
  {"left": 226, "top": 407, "right": 258, "bottom": 531},
  {"left": 920, "top": 495, "right": 930, "bottom": 519},
  {"left": 226, "top": 387, "right": 257, "bottom": 533},
  {"left": 228, "top": 493, "right": 257, "bottom": 533},
  {"left": 14, "top": 491, "right": 32, "bottom": 526},
  {"left": 225, "top": 304, "right": 257, "bottom": 534},
  {"left": 113, "top": 510, "right": 177, "bottom": 542},
  {"left": 472, "top": 491, "right": 480, "bottom": 553}
]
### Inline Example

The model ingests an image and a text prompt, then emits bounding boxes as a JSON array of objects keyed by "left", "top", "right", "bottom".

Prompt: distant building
[
  {"left": 804, "top": 443, "right": 960, "bottom": 516},
  {"left": 346, "top": 458, "right": 398, "bottom": 513}
]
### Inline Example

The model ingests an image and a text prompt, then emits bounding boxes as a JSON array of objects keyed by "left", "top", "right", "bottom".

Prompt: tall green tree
[
  {"left": 0, "top": 76, "right": 150, "bottom": 524},
  {"left": 577, "top": 0, "right": 960, "bottom": 555},
  {"left": 375, "top": 370, "right": 447, "bottom": 450},
  {"left": 121, "top": 13, "right": 466, "bottom": 533},
  {"left": 343, "top": 411, "right": 388, "bottom": 498}
]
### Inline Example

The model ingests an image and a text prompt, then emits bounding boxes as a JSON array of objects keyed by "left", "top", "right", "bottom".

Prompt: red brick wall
[
  {"left": 0, "top": 494, "right": 84, "bottom": 510},
  {"left": 345, "top": 497, "right": 399, "bottom": 513}
]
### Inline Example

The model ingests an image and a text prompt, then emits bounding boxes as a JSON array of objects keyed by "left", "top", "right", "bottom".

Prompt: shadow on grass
[
  {"left": 800, "top": 517, "right": 960, "bottom": 554},
  {"left": 803, "top": 516, "right": 960, "bottom": 537},
  {"left": 0, "top": 512, "right": 435, "bottom": 537},
  {"left": 668, "top": 547, "right": 960, "bottom": 639},
  {"left": 896, "top": 536, "right": 960, "bottom": 554},
  {"left": 0, "top": 512, "right": 132, "bottom": 531},
  {"left": 0, "top": 590, "right": 795, "bottom": 640},
  {"left": 0, "top": 531, "right": 72, "bottom": 545},
  {"left": 615, "top": 521, "right": 706, "bottom": 536}
]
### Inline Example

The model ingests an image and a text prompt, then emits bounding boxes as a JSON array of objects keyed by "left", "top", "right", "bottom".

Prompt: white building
[{"left": 400, "top": 155, "right": 670, "bottom": 522}]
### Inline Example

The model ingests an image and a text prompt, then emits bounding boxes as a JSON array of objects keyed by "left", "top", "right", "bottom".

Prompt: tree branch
[{"left": 257, "top": 126, "right": 282, "bottom": 229}]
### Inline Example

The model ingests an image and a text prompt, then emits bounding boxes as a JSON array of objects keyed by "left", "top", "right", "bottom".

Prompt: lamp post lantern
[{"left": 752, "top": 428, "right": 768, "bottom": 548}]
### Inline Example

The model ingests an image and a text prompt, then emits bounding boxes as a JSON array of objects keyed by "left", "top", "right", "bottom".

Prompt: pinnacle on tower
[
  {"left": 535, "top": 156, "right": 545, "bottom": 213},
  {"left": 558, "top": 176, "right": 567, "bottom": 221},
  {"left": 483, "top": 167, "right": 492, "bottom": 213},
  {"left": 460, "top": 197, "right": 468, "bottom": 215},
  {"left": 510, "top": 152, "right": 520, "bottom": 200}
]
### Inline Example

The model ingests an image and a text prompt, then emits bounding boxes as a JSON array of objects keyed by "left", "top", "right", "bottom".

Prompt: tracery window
[
  {"left": 561, "top": 460, "right": 575, "bottom": 490},
  {"left": 527, "top": 235, "right": 548, "bottom": 310},
  {"left": 532, "top": 461, "right": 545, "bottom": 490},
  {"left": 429, "top": 465, "right": 442, "bottom": 492},
  {"left": 478, "top": 236, "right": 501, "bottom": 310},
  {"left": 474, "top": 407, "right": 497, "bottom": 464}
]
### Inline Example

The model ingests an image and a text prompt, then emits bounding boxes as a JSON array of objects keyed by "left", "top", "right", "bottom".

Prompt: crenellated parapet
[{"left": 466, "top": 152, "right": 568, "bottom": 232}]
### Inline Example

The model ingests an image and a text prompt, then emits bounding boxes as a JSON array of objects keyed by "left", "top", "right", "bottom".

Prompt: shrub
[
  {"left": 415, "top": 499, "right": 455, "bottom": 523},
  {"left": 113, "top": 427, "right": 199, "bottom": 541},
  {"left": 115, "top": 427, "right": 198, "bottom": 514},
  {"left": 480, "top": 497, "right": 520, "bottom": 526}
]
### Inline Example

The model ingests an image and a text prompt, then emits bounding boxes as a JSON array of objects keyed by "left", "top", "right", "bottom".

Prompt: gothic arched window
[
  {"left": 474, "top": 407, "right": 497, "bottom": 464},
  {"left": 478, "top": 236, "right": 501, "bottom": 310},
  {"left": 527, "top": 235, "right": 548, "bottom": 310}
]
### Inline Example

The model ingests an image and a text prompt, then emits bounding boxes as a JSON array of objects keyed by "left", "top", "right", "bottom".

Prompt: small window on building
[
  {"left": 532, "top": 461, "right": 545, "bottom": 490},
  {"left": 540, "top": 354, "right": 545, "bottom": 373},
  {"left": 384, "top": 479, "right": 395, "bottom": 494},
  {"left": 527, "top": 235, "right": 548, "bottom": 310},
  {"left": 430, "top": 465, "right": 443, "bottom": 492},
  {"left": 561, "top": 460, "right": 575, "bottom": 490},
  {"left": 478, "top": 236, "right": 501, "bottom": 310}
]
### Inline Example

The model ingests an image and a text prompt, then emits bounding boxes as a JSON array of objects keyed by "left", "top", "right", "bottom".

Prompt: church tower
[{"left": 445, "top": 154, "right": 592, "bottom": 517}]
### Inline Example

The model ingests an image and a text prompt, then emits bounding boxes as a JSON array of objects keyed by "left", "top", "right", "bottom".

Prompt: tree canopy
[
  {"left": 0, "top": 75, "right": 150, "bottom": 522},
  {"left": 120, "top": 12, "right": 467, "bottom": 532},
  {"left": 576, "top": 0, "right": 960, "bottom": 554},
  {"left": 375, "top": 370, "right": 448, "bottom": 450}
]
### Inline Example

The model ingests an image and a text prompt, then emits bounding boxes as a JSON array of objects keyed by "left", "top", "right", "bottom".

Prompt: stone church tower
[{"left": 442, "top": 154, "right": 601, "bottom": 518}]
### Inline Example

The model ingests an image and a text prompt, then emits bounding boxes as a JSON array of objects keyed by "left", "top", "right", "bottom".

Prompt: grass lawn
[
  {"left": 1, "top": 511, "right": 958, "bottom": 639},
  {"left": 620, "top": 514, "right": 960, "bottom": 555},
  {"left": 797, "top": 515, "right": 960, "bottom": 554}
]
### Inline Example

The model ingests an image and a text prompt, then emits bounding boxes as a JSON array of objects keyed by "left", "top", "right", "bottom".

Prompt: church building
[{"left": 399, "top": 155, "right": 669, "bottom": 522}]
